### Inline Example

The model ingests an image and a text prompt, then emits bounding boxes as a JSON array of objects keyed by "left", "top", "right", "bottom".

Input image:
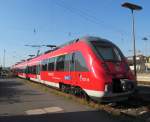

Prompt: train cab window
[
  {"left": 42, "top": 60, "right": 48, "bottom": 71},
  {"left": 96, "top": 46, "right": 121, "bottom": 61},
  {"left": 48, "top": 58, "right": 55, "bottom": 71},
  {"left": 91, "top": 41, "right": 122, "bottom": 61},
  {"left": 56, "top": 55, "right": 65, "bottom": 71},
  {"left": 74, "top": 52, "right": 88, "bottom": 71}
]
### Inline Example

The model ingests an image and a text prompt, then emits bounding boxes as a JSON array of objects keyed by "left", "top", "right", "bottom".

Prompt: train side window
[
  {"left": 56, "top": 55, "right": 65, "bottom": 71},
  {"left": 64, "top": 54, "right": 71, "bottom": 71},
  {"left": 70, "top": 53, "right": 75, "bottom": 71},
  {"left": 36, "top": 64, "right": 40, "bottom": 75},
  {"left": 28, "top": 67, "right": 30, "bottom": 73},
  {"left": 42, "top": 60, "right": 48, "bottom": 71},
  {"left": 48, "top": 58, "right": 55, "bottom": 71},
  {"left": 22, "top": 67, "right": 25, "bottom": 73},
  {"left": 31, "top": 66, "right": 36, "bottom": 74},
  {"left": 29, "top": 67, "right": 32, "bottom": 73},
  {"left": 74, "top": 52, "right": 88, "bottom": 71},
  {"left": 25, "top": 67, "right": 28, "bottom": 74},
  {"left": 30, "top": 67, "right": 32, "bottom": 73},
  {"left": 33, "top": 65, "right": 36, "bottom": 74},
  {"left": 31, "top": 66, "right": 33, "bottom": 74}
]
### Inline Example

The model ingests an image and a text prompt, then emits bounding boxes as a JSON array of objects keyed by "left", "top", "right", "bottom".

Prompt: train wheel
[
  {"left": 60, "top": 83, "right": 90, "bottom": 101},
  {"left": 80, "top": 90, "right": 90, "bottom": 101},
  {"left": 60, "top": 83, "right": 70, "bottom": 93},
  {"left": 75, "top": 87, "right": 90, "bottom": 101},
  {"left": 60, "top": 83, "right": 66, "bottom": 92}
]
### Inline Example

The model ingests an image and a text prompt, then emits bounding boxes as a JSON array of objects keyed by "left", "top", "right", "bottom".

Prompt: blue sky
[{"left": 0, "top": 0, "right": 149, "bottom": 67}]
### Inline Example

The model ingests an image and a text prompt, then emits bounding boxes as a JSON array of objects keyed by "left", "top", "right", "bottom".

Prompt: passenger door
[
  {"left": 63, "top": 54, "right": 72, "bottom": 85},
  {"left": 73, "top": 52, "right": 89, "bottom": 86},
  {"left": 36, "top": 64, "right": 41, "bottom": 83}
]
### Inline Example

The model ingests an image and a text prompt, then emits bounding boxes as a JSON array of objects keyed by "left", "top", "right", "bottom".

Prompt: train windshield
[{"left": 92, "top": 41, "right": 122, "bottom": 61}]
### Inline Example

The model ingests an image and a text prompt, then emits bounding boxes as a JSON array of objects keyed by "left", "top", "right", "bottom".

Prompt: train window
[
  {"left": 25, "top": 67, "right": 28, "bottom": 74},
  {"left": 28, "top": 67, "right": 30, "bottom": 73},
  {"left": 48, "top": 58, "right": 55, "bottom": 71},
  {"left": 70, "top": 53, "right": 75, "bottom": 71},
  {"left": 42, "top": 60, "right": 48, "bottom": 71},
  {"left": 97, "top": 46, "right": 121, "bottom": 61},
  {"left": 36, "top": 64, "right": 40, "bottom": 74},
  {"left": 30, "top": 67, "right": 32, "bottom": 73},
  {"left": 29, "top": 67, "right": 31, "bottom": 73},
  {"left": 22, "top": 68, "right": 25, "bottom": 73},
  {"left": 56, "top": 55, "right": 65, "bottom": 71},
  {"left": 29, "top": 67, "right": 32, "bottom": 73},
  {"left": 33, "top": 65, "right": 36, "bottom": 74},
  {"left": 30, "top": 66, "right": 32, "bottom": 73},
  {"left": 64, "top": 54, "right": 71, "bottom": 71},
  {"left": 74, "top": 52, "right": 88, "bottom": 71},
  {"left": 23, "top": 68, "right": 26, "bottom": 73},
  {"left": 30, "top": 66, "right": 36, "bottom": 74},
  {"left": 92, "top": 42, "right": 122, "bottom": 61}
]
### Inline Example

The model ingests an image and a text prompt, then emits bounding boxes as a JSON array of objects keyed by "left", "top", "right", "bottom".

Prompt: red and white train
[{"left": 12, "top": 36, "right": 136, "bottom": 102}]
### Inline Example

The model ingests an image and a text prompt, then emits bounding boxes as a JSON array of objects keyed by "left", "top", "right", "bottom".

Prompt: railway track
[{"left": 20, "top": 78, "right": 150, "bottom": 122}]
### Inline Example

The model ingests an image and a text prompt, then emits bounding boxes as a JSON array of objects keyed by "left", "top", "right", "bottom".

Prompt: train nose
[{"left": 105, "top": 62, "right": 128, "bottom": 78}]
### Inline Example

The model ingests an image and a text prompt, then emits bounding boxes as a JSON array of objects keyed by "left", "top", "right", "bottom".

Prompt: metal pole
[
  {"left": 131, "top": 10, "right": 137, "bottom": 80},
  {"left": 144, "top": 40, "right": 147, "bottom": 56},
  {"left": 3, "top": 49, "right": 5, "bottom": 68}
]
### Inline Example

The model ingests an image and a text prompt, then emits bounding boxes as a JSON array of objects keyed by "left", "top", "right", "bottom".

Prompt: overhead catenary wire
[
  {"left": 54, "top": 0, "right": 148, "bottom": 56},
  {"left": 53, "top": 0, "right": 129, "bottom": 37},
  {"left": 53, "top": 0, "right": 146, "bottom": 48}
]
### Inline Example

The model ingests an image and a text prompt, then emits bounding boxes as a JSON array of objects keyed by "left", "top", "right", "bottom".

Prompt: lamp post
[
  {"left": 3, "top": 49, "right": 6, "bottom": 68},
  {"left": 142, "top": 37, "right": 148, "bottom": 72},
  {"left": 142, "top": 37, "right": 148, "bottom": 56},
  {"left": 122, "top": 2, "right": 142, "bottom": 80}
]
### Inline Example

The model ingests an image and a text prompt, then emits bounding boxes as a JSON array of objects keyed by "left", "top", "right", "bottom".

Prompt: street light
[
  {"left": 3, "top": 49, "right": 6, "bottom": 68},
  {"left": 122, "top": 2, "right": 142, "bottom": 80},
  {"left": 142, "top": 37, "right": 148, "bottom": 56}
]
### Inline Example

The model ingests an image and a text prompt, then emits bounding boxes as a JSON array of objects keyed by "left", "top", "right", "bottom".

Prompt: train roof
[
  {"left": 31, "top": 36, "right": 111, "bottom": 56},
  {"left": 13, "top": 36, "right": 114, "bottom": 67},
  {"left": 60, "top": 36, "right": 112, "bottom": 46},
  {"left": 82, "top": 36, "right": 112, "bottom": 43}
]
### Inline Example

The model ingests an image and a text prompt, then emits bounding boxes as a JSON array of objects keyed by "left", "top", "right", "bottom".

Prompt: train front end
[{"left": 86, "top": 37, "right": 136, "bottom": 102}]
